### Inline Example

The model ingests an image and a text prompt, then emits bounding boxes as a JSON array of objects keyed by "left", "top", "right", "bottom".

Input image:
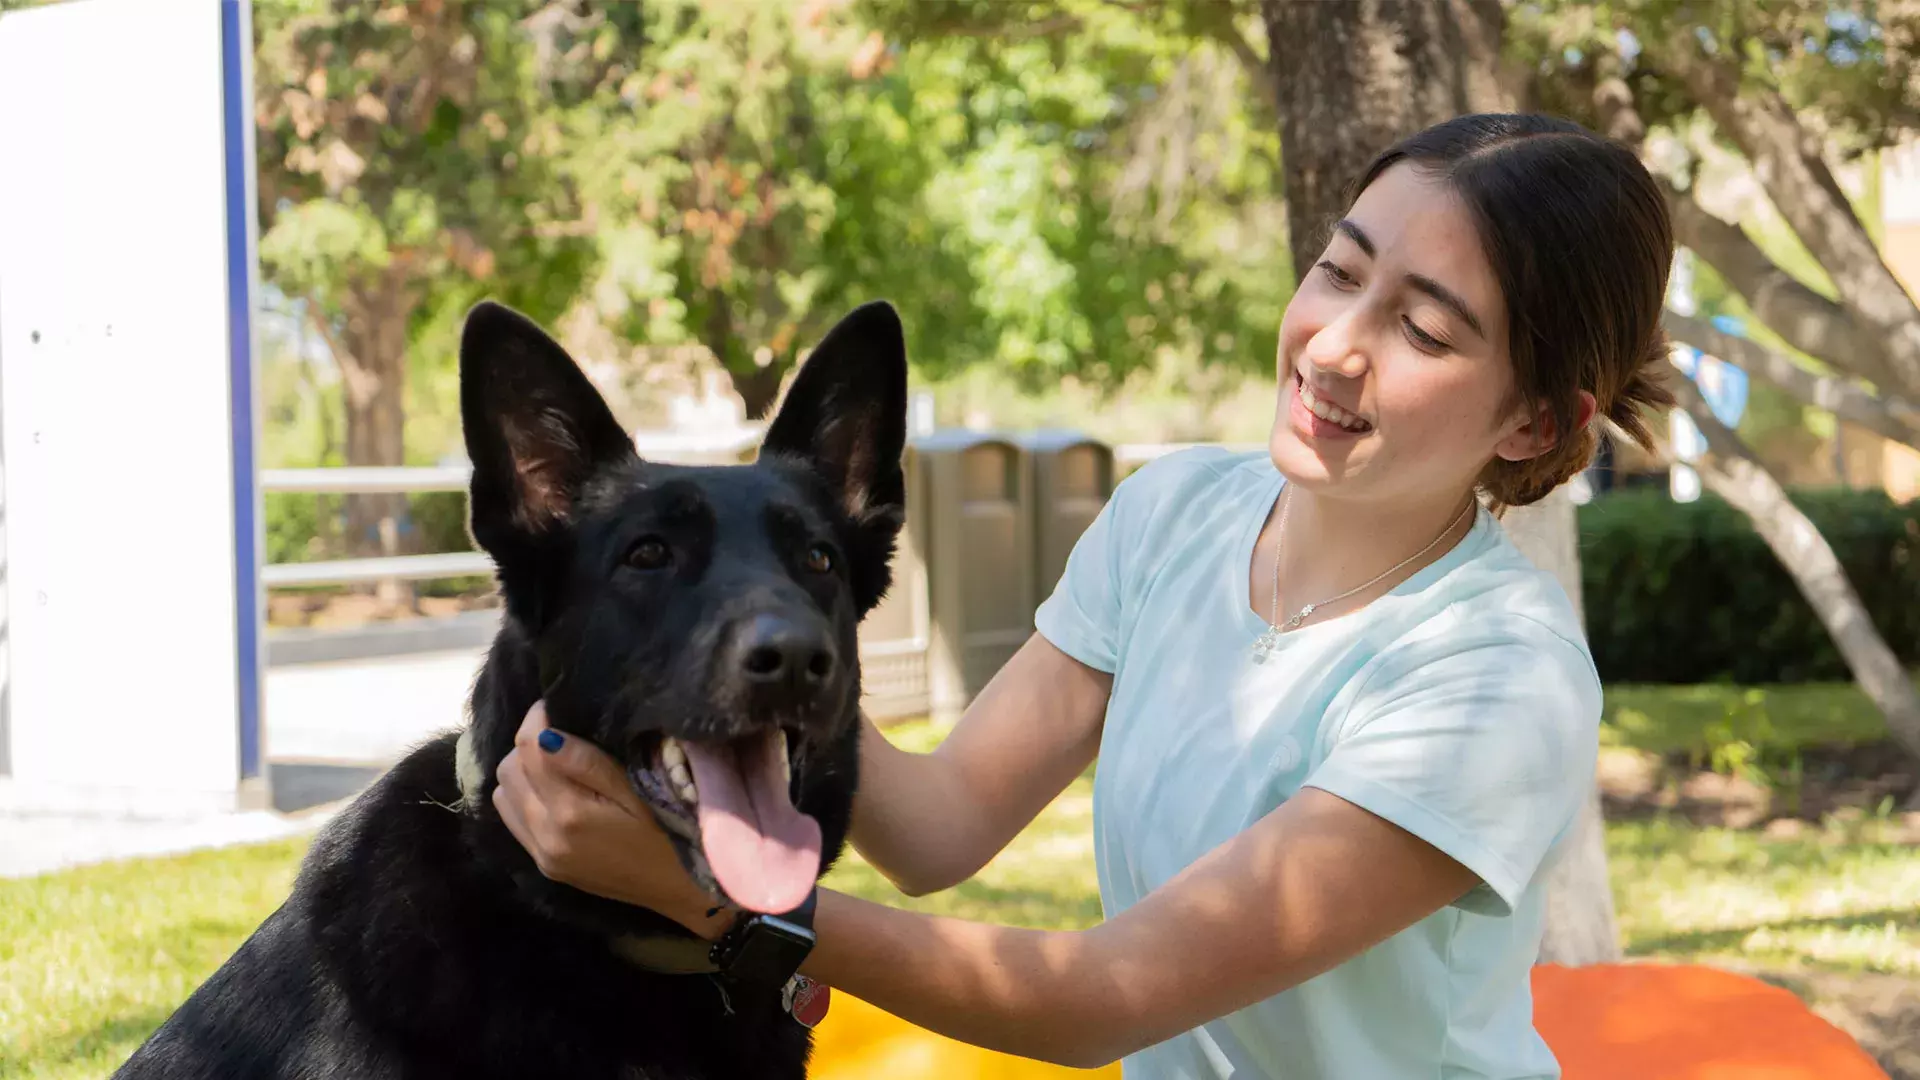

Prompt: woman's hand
[{"left": 492, "top": 702, "right": 730, "bottom": 938}]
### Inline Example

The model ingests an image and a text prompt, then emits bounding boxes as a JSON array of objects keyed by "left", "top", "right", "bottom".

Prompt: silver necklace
[{"left": 1251, "top": 489, "right": 1475, "bottom": 662}]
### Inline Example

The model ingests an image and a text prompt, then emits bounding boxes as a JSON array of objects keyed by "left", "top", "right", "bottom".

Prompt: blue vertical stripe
[{"left": 221, "top": 0, "right": 263, "bottom": 782}]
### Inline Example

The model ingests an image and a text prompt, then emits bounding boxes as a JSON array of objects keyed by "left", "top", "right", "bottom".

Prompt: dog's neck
[{"left": 451, "top": 728, "right": 723, "bottom": 976}]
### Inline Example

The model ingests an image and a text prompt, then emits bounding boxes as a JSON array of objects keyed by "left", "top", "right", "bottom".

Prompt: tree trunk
[
  {"left": 1260, "top": 0, "right": 1511, "bottom": 277},
  {"left": 1670, "top": 377, "right": 1920, "bottom": 766},
  {"left": 1258, "top": 0, "right": 1620, "bottom": 965},
  {"left": 1502, "top": 492, "right": 1625, "bottom": 965},
  {"left": 330, "top": 281, "right": 415, "bottom": 609},
  {"left": 727, "top": 363, "right": 787, "bottom": 422}
]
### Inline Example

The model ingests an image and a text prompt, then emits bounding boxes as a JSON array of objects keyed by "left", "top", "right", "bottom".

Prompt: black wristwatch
[{"left": 708, "top": 888, "right": 817, "bottom": 990}]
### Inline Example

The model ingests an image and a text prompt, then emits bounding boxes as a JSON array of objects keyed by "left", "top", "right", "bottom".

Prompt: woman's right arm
[{"left": 849, "top": 632, "right": 1111, "bottom": 896}]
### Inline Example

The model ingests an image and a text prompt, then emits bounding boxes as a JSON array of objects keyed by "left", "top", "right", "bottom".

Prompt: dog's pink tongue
[{"left": 682, "top": 735, "right": 821, "bottom": 914}]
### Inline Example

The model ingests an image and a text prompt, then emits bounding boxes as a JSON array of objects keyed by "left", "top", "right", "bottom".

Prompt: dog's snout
[{"left": 732, "top": 612, "right": 837, "bottom": 701}]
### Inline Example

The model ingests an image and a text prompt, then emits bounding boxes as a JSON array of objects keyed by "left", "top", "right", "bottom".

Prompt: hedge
[{"left": 1577, "top": 486, "right": 1920, "bottom": 684}]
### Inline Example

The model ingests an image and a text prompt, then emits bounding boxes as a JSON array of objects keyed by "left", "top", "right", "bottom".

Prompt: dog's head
[{"left": 460, "top": 300, "right": 906, "bottom": 915}]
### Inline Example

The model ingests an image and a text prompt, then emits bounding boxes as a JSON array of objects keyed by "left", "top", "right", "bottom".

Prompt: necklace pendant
[
  {"left": 1251, "top": 625, "right": 1282, "bottom": 662},
  {"left": 1284, "top": 603, "right": 1316, "bottom": 630}
]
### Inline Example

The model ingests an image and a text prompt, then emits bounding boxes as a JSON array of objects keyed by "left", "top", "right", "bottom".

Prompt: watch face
[{"left": 726, "top": 917, "right": 817, "bottom": 989}]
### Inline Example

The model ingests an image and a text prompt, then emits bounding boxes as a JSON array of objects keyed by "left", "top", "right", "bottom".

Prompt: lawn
[
  {"left": 3, "top": 712, "right": 1914, "bottom": 1079},
  {"left": 1601, "top": 679, "right": 1894, "bottom": 758}
]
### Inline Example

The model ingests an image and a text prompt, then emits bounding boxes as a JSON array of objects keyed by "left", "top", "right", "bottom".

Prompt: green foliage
[
  {"left": 264, "top": 490, "right": 469, "bottom": 568},
  {"left": 1509, "top": 1, "right": 1919, "bottom": 155},
  {"left": 1603, "top": 679, "right": 1894, "bottom": 792},
  {"left": 1578, "top": 487, "right": 1920, "bottom": 684},
  {"left": 549, "top": 0, "right": 1286, "bottom": 413},
  {"left": 264, "top": 492, "right": 334, "bottom": 566},
  {"left": 253, "top": 1, "right": 596, "bottom": 312}
]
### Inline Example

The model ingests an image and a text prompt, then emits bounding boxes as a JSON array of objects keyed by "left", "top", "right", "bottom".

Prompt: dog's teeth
[
  {"left": 667, "top": 763, "right": 697, "bottom": 804},
  {"left": 777, "top": 730, "right": 791, "bottom": 787},
  {"left": 661, "top": 738, "right": 686, "bottom": 772}
]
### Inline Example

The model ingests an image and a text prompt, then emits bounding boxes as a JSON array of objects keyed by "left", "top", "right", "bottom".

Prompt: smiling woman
[{"left": 494, "top": 113, "right": 1683, "bottom": 1080}]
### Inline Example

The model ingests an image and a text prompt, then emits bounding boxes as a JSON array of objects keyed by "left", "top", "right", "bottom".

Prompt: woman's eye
[
  {"left": 805, "top": 545, "right": 833, "bottom": 574},
  {"left": 1402, "top": 316, "right": 1451, "bottom": 354},
  {"left": 1317, "top": 260, "right": 1357, "bottom": 288},
  {"left": 626, "top": 537, "right": 671, "bottom": 570}
]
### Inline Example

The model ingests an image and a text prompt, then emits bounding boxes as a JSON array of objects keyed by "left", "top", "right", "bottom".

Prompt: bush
[
  {"left": 264, "top": 491, "right": 474, "bottom": 565},
  {"left": 1577, "top": 487, "right": 1920, "bottom": 684}
]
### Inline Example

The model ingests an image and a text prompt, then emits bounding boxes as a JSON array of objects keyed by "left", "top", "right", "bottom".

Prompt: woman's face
[{"left": 1270, "top": 162, "right": 1544, "bottom": 508}]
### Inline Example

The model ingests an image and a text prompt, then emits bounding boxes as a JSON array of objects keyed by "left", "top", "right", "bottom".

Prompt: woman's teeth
[{"left": 1299, "top": 381, "right": 1371, "bottom": 433}]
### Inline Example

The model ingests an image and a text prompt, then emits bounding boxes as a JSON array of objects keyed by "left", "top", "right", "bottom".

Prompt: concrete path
[{"left": 0, "top": 645, "right": 488, "bottom": 879}]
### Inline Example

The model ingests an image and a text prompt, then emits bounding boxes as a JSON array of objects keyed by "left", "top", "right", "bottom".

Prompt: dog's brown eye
[
  {"left": 627, "top": 537, "right": 671, "bottom": 570},
  {"left": 805, "top": 545, "right": 833, "bottom": 574}
]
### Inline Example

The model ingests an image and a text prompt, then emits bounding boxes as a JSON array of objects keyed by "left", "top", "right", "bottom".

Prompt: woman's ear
[{"left": 1494, "top": 390, "right": 1597, "bottom": 463}]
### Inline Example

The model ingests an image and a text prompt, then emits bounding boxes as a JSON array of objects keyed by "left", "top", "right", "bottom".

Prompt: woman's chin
[{"left": 1267, "top": 428, "right": 1341, "bottom": 484}]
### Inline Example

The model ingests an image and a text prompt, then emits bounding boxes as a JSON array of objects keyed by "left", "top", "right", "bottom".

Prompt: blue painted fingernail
[{"left": 538, "top": 730, "right": 564, "bottom": 753}]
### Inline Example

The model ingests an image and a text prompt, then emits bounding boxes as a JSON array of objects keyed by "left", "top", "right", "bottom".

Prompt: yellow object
[{"left": 810, "top": 991, "right": 1122, "bottom": 1079}]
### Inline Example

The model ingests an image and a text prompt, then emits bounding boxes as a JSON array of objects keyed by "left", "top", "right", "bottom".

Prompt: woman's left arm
[
  {"left": 496, "top": 717, "right": 1478, "bottom": 1070},
  {"left": 794, "top": 784, "right": 1477, "bottom": 1068}
]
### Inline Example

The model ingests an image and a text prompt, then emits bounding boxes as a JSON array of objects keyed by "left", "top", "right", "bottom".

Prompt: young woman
[{"left": 491, "top": 113, "right": 1676, "bottom": 1078}]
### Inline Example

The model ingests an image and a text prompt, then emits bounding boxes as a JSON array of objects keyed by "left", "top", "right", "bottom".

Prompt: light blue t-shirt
[{"left": 1032, "top": 447, "right": 1601, "bottom": 1080}]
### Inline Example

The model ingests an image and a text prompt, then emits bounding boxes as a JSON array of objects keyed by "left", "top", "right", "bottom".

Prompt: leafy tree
[
  {"left": 1502, "top": 0, "right": 1920, "bottom": 768},
  {"left": 252, "top": 0, "right": 597, "bottom": 572},
  {"left": 562, "top": 0, "right": 1286, "bottom": 418}
]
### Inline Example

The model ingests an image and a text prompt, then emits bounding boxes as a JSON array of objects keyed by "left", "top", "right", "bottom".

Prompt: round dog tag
[{"left": 781, "top": 975, "right": 830, "bottom": 1029}]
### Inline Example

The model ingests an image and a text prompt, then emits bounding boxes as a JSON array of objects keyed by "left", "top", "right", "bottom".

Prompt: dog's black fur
[{"left": 114, "top": 300, "right": 909, "bottom": 1079}]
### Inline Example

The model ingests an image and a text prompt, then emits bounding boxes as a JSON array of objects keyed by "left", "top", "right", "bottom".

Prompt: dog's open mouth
[{"left": 626, "top": 728, "right": 820, "bottom": 916}]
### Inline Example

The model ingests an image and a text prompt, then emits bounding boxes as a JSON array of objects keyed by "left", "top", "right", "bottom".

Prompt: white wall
[{"left": 0, "top": 0, "right": 262, "bottom": 814}]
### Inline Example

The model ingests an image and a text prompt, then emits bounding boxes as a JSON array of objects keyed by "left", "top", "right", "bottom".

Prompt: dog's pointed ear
[
  {"left": 761, "top": 301, "right": 909, "bottom": 608},
  {"left": 460, "top": 301, "right": 636, "bottom": 559}
]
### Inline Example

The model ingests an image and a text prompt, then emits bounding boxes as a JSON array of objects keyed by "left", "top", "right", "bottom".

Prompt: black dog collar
[{"left": 610, "top": 888, "right": 818, "bottom": 992}]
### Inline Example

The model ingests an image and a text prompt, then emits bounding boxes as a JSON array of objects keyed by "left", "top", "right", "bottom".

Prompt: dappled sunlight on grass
[
  {"left": 827, "top": 717, "right": 1103, "bottom": 931},
  {"left": 1611, "top": 816, "right": 1920, "bottom": 975}
]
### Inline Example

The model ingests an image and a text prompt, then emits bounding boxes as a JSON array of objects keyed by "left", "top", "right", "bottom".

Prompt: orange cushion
[
  {"left": 808, "top": 962, "right": 1887, "bottom": 1079},
  {"left": 1531, "top": 962, "right": 1888, "bottom": 1080}
]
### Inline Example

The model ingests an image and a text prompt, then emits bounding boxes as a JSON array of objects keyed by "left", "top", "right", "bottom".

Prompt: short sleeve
[
  {"left": 1301, "top": 625, "right": 1602, "bottom": 916},
  {"left": 1032, "top": 483, "right": 1127, "bottom": 673}
]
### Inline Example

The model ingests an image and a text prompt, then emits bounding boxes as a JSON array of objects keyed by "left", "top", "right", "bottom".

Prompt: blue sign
[{"left": 1670, "top": 342, "right": 1748, "bottom": 429}]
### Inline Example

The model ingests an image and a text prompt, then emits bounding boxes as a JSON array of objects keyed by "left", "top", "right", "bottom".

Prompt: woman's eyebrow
[
  {"left": 1335, "top": 217, "right": 1486, "bottom": 339},
  {"left": 1334, "top": 219, "right": 1375, "bottom": 257},
  {"left": 1407, "top": 275, "right": 1485, "bottom": 339}
]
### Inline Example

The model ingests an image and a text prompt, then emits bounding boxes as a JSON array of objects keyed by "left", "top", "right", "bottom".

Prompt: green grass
[
  {"left": 3, "top": 715, "right": 1913, "bottom": 1078},
  {"left": 1601, "top": 680, "right": 1890, "bottom": 758},
  {"left": 0, "top": 838, "right": 310, "bottom": 1080},
  {"left": 1610, "top": 815, "right": 1920, "bottom": 977},
  {"left": 823, "top": 718, "right": 1103, "bottom": 931}
]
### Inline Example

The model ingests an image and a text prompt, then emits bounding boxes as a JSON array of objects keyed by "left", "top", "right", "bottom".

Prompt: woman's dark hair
[{"left": 1347, "top": 113, "right": 1676, "bottom": 510}]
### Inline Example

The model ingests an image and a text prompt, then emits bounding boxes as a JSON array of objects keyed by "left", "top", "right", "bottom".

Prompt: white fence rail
[
  {"left": 261, "top": 427, "right": 767, "bottom": 589},
  {"left": 260, "top": 433, "right": 1239, "bottom": 590},
  {"left": 262, "top": 466, "right": 471, "bottom": 495}
]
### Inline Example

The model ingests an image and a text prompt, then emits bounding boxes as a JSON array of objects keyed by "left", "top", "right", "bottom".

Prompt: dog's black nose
[{"left": 733, "top": 612, "right": 837, "bottom": 701}]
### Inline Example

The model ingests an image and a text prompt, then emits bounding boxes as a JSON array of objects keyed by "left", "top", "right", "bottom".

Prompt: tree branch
[
  {"left": 1663, "top": 312, "right": 1920, "bottom": 451},
  {"left": 1658, "top": 40, "right": 1920, "bottom": 395},
  {"left": 1182, "top": 0, "right": 1277, "bottom": 115},
  {"left": 1664, "top": 373, "right": 1920, "bottom": 764},
  {"left": 1665, "top": 190, "right": 1898, "bottom": 391},
  {"left": 1567, "top": 50, "right": 1896, "bottom": 391}
]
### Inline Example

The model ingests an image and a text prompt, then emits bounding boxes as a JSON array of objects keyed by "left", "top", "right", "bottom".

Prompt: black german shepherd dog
[{"left": 115, "top": 299, "right": 908, "bottom": 1078}]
